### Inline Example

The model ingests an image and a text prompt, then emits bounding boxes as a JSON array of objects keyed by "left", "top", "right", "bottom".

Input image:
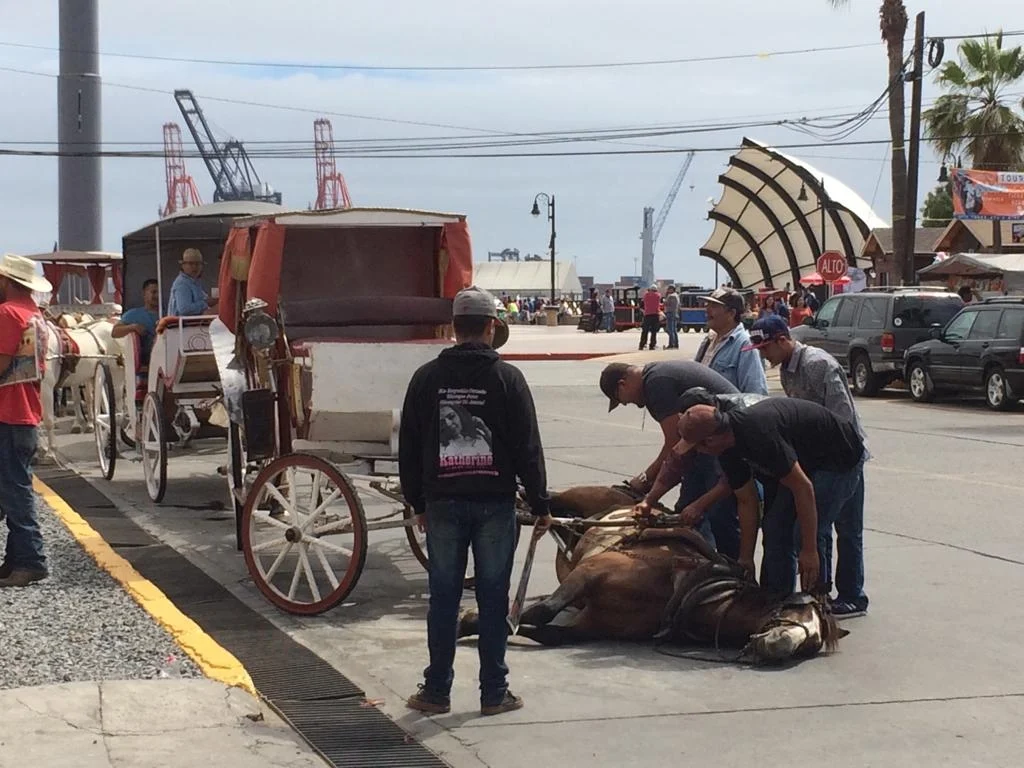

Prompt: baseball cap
[
  {"left": 699, "top": 287, "right": 744, "bottom": 316},
  {"left": 453, "top": 285, "right": 509, "bottom": 349},
  {"left": 742, "top": 315, "right": 792, "bottom": 351},
  {"left": 599, "top": 362, "right": 631, "bottom": 412}
]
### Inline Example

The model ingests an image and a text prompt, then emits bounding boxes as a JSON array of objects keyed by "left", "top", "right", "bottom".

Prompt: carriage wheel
[
  {"left": 92, "top": 364, "right": 117, "bottom": 481},
  {"left": 403, "top": 505, "right": 521, "bottom": 590},
  {"left": 242, "top": 453, "right": 367, "bottom": 615},
  {"left": 140, "top": 392, "right": 167, "bottom": 503}
]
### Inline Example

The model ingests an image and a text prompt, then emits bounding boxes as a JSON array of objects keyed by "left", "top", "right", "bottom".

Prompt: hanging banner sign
[{"left": 951, "top": 169, "right": 1024, "bottom": 220}]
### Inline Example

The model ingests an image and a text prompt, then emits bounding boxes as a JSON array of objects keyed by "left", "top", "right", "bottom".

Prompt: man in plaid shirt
[{"left": 744, "top": 315, "right": 869, "bottom": 618}]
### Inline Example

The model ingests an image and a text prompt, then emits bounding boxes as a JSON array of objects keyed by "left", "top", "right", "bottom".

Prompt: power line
[
  {"left": 0, "top": 40, "right": 885, "bottom": 72},
  {"left": 1, "top": 131, "right": 1018, "bottom": 160},
  {"left": 2, "top": 30, "right": 1022, "bottom": 72}
]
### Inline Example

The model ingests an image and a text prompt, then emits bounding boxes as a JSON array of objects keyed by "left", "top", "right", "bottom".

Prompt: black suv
[
  {"left": 790, "top": 288, "right": 964, "bottom": 396},
  {"left": 903, "top": 298, "right": 1024, "bottom": 410}
]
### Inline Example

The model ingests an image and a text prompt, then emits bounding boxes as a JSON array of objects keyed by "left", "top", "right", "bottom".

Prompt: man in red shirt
[
  {"left": 0, "top": 253, "right": 52, "bottom": 587},
  {"left": 639, "top": 284, "right": 662, "bottom": 351}
]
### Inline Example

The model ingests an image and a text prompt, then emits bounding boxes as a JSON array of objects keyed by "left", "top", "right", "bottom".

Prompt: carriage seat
[
  {"left": 279, "top": 296, "right": 453, "bottom": 338},
  {"left": 156, "top": 315, "right": 216, "bottom": 335}
]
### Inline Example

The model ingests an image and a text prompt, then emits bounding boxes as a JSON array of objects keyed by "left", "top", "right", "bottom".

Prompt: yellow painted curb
[{"left": 34, "top": 476, "right": 257, "bottom": 697}]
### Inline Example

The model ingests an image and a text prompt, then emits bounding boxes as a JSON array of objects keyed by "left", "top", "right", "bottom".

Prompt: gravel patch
[{"left": 0, "top": 495, "right": 203, "bottom": 689}]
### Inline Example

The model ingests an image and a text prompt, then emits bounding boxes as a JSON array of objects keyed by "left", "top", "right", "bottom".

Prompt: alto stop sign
[{"left": 817, "top": 251, "right": 848, "bottom": 283}]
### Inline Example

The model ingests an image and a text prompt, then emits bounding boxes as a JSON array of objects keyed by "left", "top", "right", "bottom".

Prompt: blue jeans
[
  {"left": 816, "top": 463, "right": 867, "bottom": 604},
  {"left": 0, "top": 424, "right": 45, "bottom": 572},
  {"left": 423, "top": 497, "right": 517, "bottom": 705},
  {"left": 666, "top": 313, "right": 679, "bottom": 348},
  {"left": 603, "top": 312, "right": 615, "bottom": 332},
  {"left": 759, "top": 464, "right": 863, "bottom": 597},
  {"left": 677, "top": 453, "right": 740, "bottom": 560}
]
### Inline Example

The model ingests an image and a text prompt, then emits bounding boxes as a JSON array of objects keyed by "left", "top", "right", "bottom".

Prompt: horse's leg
[
  {"left": 70, "top": 383, "right": 84, "bottom": 433},
  {"left": 516, "top": 621, "right": 591, "bottom": 647},
  {"left": 457, "top": 569, "right": 593, "bottom": 640},
  {"left": 519, "top": 568, "right": 593, "bottom": 627},
  {"left": 82, "top": 378, "right": 95, "bottom": 433}
]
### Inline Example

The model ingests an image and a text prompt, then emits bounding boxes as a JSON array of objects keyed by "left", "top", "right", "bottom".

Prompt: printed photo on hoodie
[{"left": 438, "top": 388, "right": 497, "bottom": 478}]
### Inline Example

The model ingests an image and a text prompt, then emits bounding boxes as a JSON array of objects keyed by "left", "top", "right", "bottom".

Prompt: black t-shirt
[
  {"left": 642, "top": 361, "right": 738, "bottom": 422},
  {"left": 719, "top": 397, "right": 864, "bottom": 488}
]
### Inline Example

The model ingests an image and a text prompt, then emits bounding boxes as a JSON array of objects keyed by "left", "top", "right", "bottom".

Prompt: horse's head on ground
[{"left": 745, "top": 592, "right": 846, "bottom": 664}]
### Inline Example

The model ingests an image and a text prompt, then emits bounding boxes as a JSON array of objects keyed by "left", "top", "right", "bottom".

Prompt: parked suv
[
  {"left": 903, "top": 297, "right": 1024, "bottom": 410},
  {"left": 790, "top": 288, "right": 964, "bottom": 396}
]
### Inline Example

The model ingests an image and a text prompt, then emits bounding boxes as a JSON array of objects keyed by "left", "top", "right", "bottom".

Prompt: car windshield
[{"left": 893, "top": 296, "right": 963, "bottom": 329}]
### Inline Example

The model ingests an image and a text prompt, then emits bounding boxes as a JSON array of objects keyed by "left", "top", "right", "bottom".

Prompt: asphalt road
[{"left": 45, "top": 342, "right": 1024, "bottom": 768}]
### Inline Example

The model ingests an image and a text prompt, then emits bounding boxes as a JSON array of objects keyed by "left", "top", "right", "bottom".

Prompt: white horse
[{"left": 38, "top": 317, "right": 123, "bottom": 460}]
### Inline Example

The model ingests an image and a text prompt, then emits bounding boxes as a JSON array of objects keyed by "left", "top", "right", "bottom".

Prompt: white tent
[{"left": 472, "top": 260, "right": 583, "bottom": 298}]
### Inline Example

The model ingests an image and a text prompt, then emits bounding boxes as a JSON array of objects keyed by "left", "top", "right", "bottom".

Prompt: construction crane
[
  {"left": 313, "top": 118, "right": 352, "bottom": 210},
  {"left": 639, "top": 151, "right": 696, "bottom": 287},
  {"left": 161, "top": 123, "right": 203, "bottom": 217},
  {"left": 173, "top": 89, "right": 282, "bottom": 204}
]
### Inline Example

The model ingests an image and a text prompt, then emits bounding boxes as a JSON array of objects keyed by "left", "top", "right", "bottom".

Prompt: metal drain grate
[{"left": 38, "top": 468, "right": 450, "bottom": 768}]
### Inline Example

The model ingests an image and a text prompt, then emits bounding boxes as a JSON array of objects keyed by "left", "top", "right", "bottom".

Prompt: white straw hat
[{"left": 0, "top": 253, "right": 52, "bottom": 294}]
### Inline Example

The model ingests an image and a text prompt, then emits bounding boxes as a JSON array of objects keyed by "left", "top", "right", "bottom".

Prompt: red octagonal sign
[{"left": 817, "top": 251, "right": 848, "bottom": 283}]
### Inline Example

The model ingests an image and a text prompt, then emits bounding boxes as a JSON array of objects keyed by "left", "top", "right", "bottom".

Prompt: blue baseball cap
[{"left": 742, "top": 315, "right": 792, "bottom": 351}]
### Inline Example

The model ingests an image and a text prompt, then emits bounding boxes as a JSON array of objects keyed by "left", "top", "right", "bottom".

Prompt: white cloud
[{"left": 0, "top": 0, "right": 1020, "bottom": 285}]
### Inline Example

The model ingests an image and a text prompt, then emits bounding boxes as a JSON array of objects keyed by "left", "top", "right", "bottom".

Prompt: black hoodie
[{"left": 398, "top": 342, "right": 550, "bottom": 517}]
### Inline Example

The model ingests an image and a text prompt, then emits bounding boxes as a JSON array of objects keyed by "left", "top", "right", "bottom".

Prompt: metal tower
[
  {"left": 313, "top": 118, "right": 352, "bottom": 210},
  {"left": 161, "top": 123, "right": 203, "bottom": 216},
  {"left": 173, "top": 89, "right": 282, "bottom": 204},
  {"left": 640, "top": 151, "right": 696, "bottom": 286},
  {"left": 58, "top": 0, "right": 102, "bottom": 250}
]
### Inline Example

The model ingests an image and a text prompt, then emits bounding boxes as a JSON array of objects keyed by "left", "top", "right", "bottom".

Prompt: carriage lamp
[{"left": 243, "top": 307, "right": 279, "bottom": 351}]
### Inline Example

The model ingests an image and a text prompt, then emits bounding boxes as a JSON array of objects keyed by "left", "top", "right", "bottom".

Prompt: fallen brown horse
[{"left": 460, "top": 485, "right": 845, "bottom": 664}]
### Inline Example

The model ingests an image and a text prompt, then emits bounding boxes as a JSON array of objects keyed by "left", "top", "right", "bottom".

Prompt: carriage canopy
[{"left": 215, "top": 207, "right": 474, "bottom": 341}]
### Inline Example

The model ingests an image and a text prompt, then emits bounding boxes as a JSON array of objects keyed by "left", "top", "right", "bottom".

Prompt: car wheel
[
  {"left": 907, "top": 361, "right": 934, "bottom": 403},
  {"left": 985, "top": 366, "right": 1017, "bottom": 411},
  {"left": 851, "top": 353, "right": 881, "bottom": 397}
]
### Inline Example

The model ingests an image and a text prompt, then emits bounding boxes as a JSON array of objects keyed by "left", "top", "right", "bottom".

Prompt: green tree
[
  {"left": 920, "top": 184, "right": 953, "bottom": 227},
  {"left": 924, "top": 32, "right": 1024, "bottom": 171},
  {"left": 830, "top": 0, "right": 909, "bottom": 279}
]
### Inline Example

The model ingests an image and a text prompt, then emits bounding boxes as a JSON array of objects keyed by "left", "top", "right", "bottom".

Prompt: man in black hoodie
[{"left": 400, "top": 285, "right": 552, "bottom": 717}]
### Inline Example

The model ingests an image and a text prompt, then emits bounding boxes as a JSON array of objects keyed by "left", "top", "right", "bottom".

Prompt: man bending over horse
[
  {"left": 400, "top": 286, "right": 552, "bottom": 717},
  {"left": 678, "top": 398, "right": 865, "bottom": 597},
  {"left": 600, "top": 361, "right": 743, "bottom": 558},
  {"left": 743, "top": 316, "right": 869, "bottom": 617}
]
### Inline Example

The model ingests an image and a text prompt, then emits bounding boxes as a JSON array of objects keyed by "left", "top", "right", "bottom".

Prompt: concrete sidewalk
[{"left": 1, "top": 679, "right": 329, "bottom": 768}]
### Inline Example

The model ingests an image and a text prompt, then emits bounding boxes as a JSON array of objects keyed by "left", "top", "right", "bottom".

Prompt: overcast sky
[{"left": 1, "top": 0, "right": 1021, "bottom": 287}]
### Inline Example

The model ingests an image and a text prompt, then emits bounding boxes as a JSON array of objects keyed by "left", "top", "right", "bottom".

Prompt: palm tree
[
  {"left": 924, "top": 32, "right": 1024, "bottom": 171},
  {"left": 830, "top": 1, "right": 909, "bottom": 279}
]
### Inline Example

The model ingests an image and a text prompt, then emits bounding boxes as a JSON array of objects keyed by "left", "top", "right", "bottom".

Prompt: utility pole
[
  {"left": 58, "top": 0, "right": 102, "bottom": 250},
  {"left": 903, "top": 10, "right": 926, "bottom": 286}
]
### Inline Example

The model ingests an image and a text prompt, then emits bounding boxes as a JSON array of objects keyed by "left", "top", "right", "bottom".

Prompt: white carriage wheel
[
  {"left": 140, "top": 392, "right": 167, "bottom": 503},
  {"left": 92, "top": 363, "right": 118, "bottom": 481},
  {"left": 241, "top": 453, "right": 368, "bottom": 615}
]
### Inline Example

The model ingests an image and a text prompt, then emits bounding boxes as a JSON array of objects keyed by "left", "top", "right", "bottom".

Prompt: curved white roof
[{"left": 700, "top": 138, "right": 889, "bottom": 290}]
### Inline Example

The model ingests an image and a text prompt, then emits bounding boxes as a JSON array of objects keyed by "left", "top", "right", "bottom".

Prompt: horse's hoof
[
  {"left": 84, "top": 426, "right": 94, "bottom": 434},
  {"left": 456, "top": 610, "right": 479, "bottom": 639},
  {"left": 70, "top": 425, "right": 82, "bottom": 434}
]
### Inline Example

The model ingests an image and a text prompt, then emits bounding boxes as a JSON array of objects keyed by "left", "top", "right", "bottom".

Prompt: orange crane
[
  {"left": 313, "top": 118, "right": 352, "bottom": 210},
  {"left": 161, "top": 122, "right": 203, "bottom": 216}
]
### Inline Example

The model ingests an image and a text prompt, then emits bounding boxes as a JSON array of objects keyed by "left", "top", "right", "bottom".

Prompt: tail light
[
  {"left": 1018, "top": 347, "right": 1024, "bottom": 365},
  {"left": 881, "top": 332, "right": 895, "bottom": 353}
]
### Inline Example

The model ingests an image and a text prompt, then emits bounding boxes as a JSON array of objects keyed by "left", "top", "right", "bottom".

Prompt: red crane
[
  {"left": 313, "top": 118, "right": 352, "bottom": 210},
  {"left": 161, "top": 122, "right": 203, "bottom": 216}
]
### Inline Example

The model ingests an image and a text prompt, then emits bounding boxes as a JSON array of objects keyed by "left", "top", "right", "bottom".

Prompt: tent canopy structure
[
  {"left": 701, "top": 138, "right": 888, "bottom": 290},
  {"left": 918, "top": 252, "right": 1024, "bottom": 290},
  {"left": 471, "top": 259, "right": 583, "bottom": 298}
]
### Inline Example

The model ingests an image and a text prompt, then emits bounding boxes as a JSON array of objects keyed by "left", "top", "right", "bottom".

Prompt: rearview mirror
[
  {"left": 802, "top": 316, "right": 815, "bottom": 327},
  {"left": 929, "top": 326, "right": 942, "bottom": 340}
]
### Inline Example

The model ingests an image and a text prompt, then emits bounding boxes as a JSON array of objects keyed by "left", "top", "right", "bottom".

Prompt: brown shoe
[
  {"left": 406, "top": 686, "right": 450, "bottom": 715},
  {"left": 0, "top": 568, "right": 48, "bottom": 588},
  {"left": 481, "top": 691, "right": 523, "bottom": 716}
]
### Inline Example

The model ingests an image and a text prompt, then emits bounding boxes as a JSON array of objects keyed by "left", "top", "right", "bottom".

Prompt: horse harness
[{"left": 49, "top": 320, "right": 112, "bottom": 388}]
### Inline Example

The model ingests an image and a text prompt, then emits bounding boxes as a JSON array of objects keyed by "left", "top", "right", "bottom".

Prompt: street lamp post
[{"left": 531, "top": 193, "right": 556, "bottom": 304}]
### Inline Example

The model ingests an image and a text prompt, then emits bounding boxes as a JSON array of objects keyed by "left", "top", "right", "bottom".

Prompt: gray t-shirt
[
  {"left": 641, "top": 361, "right": 739, "bottom": 422},
  {"left": 664, "top": 293, "right": 680, "bottom": 314}
]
